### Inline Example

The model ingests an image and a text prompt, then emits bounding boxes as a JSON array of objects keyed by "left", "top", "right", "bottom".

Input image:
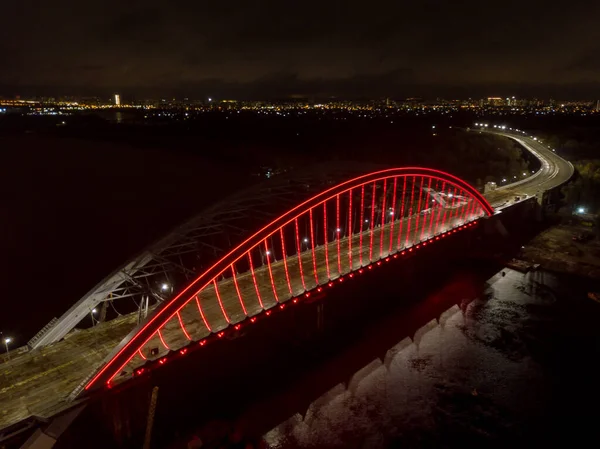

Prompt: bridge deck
[{"left": 0, "top": 204, "right": 477, "bottom": 430}]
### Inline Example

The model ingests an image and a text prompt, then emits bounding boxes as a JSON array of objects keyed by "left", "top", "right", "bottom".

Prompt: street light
[
  {"left": 4, "top": 337, "right": 11, "bottom": 359},
  {"left": 578, "top": 207, "right": 586, "bottom": 214},
  {"left": 161, "top": 283, "right": 170, "bottom": 292}
]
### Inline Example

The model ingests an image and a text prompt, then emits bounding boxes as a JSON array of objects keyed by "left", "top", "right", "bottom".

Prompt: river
[{"left": 220, "top": 268, "right": 600, "bottom": 449}]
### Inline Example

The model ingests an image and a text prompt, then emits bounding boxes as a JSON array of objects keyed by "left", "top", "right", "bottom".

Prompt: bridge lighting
[
  {"left": 160, "top": 283, "right": 170, "bottom": 292},
  {"left": 502, "top": 178, "right": 506, "bottom": 182},
  {"left": 523, "top": 172, "right": 527, "bottom": 176},
  {"left": 364, "top": 219, "right": 369, "bottom": 223},
  {"left": 448, "top": 193, "right": 454, "bottom": 197},
  {"left": 578, "top": 207, "right": 586, "bottom": 214},
  {"left": 91, "top": 308, "right": 97, "bottom": 314},
  {"left": 303, "top": 237, "right": 309, "bottom": 243},
  {"left": 265, "top": 250, "right": 271, "bottom": 256},
  {"left": 336, "top": 228, "right": 341, "bottom": 232},
  {"left": 513, "top": 176, "right": 517, "bottom": 179},
  {"left": 533, "top": 137, "right": 537, "bottom": 140},
  {"left": 389, "top": 211, "right": 394, "bottom": 215}
]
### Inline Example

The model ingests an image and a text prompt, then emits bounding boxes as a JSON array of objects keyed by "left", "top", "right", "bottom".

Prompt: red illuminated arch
[{"left": 82, "top": 167, "right": 493, "bottom": 392}]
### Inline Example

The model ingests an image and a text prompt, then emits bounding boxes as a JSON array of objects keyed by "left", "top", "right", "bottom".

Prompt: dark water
[{"left": 211, "top": 268, "right": 600, "bottom": 449}]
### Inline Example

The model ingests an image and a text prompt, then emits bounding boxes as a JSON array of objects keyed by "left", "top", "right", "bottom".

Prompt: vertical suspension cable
[
  {"left": 369, "top": 182, "right": 376, "bottom": 261},
  {"left": 157, "top": 329, "right": 171, "bottom": 350},
  {"left": 230, "top": 264, "right": 248, "bottom": 316},
  {"left": 177, "top": 311, "right": 192, "bottom": 340},
  {"left": 309, "top": 208, "right": 319, "bottom": 285},
  {"left": 413, "top": 176, "right": 425, "bottom": 245},
  {"left": 427, "top": 179, "right": 439, "bottom": 237},
  {"left": 359, "top": 185, "right": 365, "bottom": 266},
  {"left": 348, "top": 188, "right": 353, "bottom": 270},
  {"left": 398, "top": 176, "right": 407, "bottom": 250},
  {"left": 213, "top": 279, "right": 231, "bottom": 322},
  {"left": 441, "top": 186, "right": 454, "bottom": 232},
  {"left": 279, "top": 227, "right": 293, "bottom": 295},
  {"left": 263, "top": 239, "right": 279, "bottom": 303},
  {"left": 248, "top": 251, "right": 264, "bottom": 309},
  {"left": 379, "top": 178, "right": 387, "bottom": 258},
  {"left": 294, "top": 218, "right": 307, "bottom": 291},
  {"left": 388, "top": 177, "right": 398, "bottom": 253},
  {"left": 405, "top": 176, "right": 416, "bottom": 247},
  {"left": 336, "top": 194, "right": 341, "bottom": 275},
  {"left": 434, "top": 181, "right": 446, "bottom": 235},
  {"left": 323, "top": 202, "right": 330, "bottom": 279},
  {"left": 195, "top": 295, "right": 212, "bottom": 332},
  {"left": 420, "top": 177, "right": 433, "bottom": 240}
]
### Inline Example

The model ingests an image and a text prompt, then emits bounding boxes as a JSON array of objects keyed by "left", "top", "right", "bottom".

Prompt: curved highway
[{"left": 479, "top": 128, "right": 574, "bottom": 209}]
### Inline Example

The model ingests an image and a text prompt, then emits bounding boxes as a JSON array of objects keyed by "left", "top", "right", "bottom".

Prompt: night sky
[{"left": 2, "top": 0, "right": 600, "bottom": 99}]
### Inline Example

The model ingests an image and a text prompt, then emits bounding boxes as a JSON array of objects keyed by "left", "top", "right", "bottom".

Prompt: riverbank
[{"left": 520, "top": 222, "right": 600, "bottom": 279}]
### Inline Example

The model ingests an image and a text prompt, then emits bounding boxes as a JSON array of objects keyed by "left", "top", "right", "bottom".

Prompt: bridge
[{"left": 0, "top": 127, "right": 573, "bottom": 444}]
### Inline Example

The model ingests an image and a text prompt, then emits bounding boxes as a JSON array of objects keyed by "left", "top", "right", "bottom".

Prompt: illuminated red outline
[
  {"left": 369, "top": 182, "right": 376, "bottom": 261},
  {"left": 359, "top": 185, "right": 365, "bottom": 266},
  {"left": 230, "top": 264, "right": 248, "bottom": 316},
  {"left": 158, "top": 329, "right": 170, "bottom": 350},
  {"left": 177, "top": 312, "right": 192, "bottom": 341},
  {"left": 309, "top": 208, "right": 319, "bottom": 285},
  {"left": 138, "top": 349, "right": 146, "bottom": 360},
  {"left": 84, "top": 167, "right": 492, "bottom": 391},
  {"left": 213, "top": 279, "right": 231, "bottom": 323},
  {"left": 247, "top": 251, "right": 264, "bottom": 309},
  {"left": 348, "top": 188, "right": 353, "bottom": 270},
  {"left": 279, "top": 228, "right": 293, "bottom": 295},
  {"left": 336, "top": 194, "right": 341, "bottom": 275},
  {"left": 434, "top": 181, "right": 446, "bottom": 235},
  {"left": 264, "top": 240, "right": 279, "bottom": 303},
  {"left": 420, "top": 176, "right": 432, "bottom": 240},
  {"left": 195, "top": 295, "right": 212, "bottom": 332},
  {"left": 323, "top": 202, "right": 330, "bottom": 279},
  {"left": 397, "top": 176, "right": 407, "bottom": 250},
  {"left": 380, "top": 178, "right": 387, "bottom": 258},
  {"left": 413, "top": 176, "right": 425, "bottom": 244},
  {"left": 405, "top": 176, "right": 416, "bottom": 248},
  {"left": 294, "top": 218, "right": 307, "bottom": 291},
  {"left": 388, "top": 177, "right": 398, "bottom": 253}
]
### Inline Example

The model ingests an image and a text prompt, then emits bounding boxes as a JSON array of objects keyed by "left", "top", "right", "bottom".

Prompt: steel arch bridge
[{"left": 28, "top": 165, "right": 493, "bottom": 398}]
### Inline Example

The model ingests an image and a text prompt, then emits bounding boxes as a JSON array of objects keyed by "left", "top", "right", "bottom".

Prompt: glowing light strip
[
  {"left": 213, "top": 279, "right": 231, "bottom": 322},
  {"left": 158, "top": 329, "right": 170, "bottom": 350},
  {"left": 420, "top": 177, "right": 432, "bottom": 240},
  {"left": 195, "top": 295, "right": 212, "bottom": 332},
  {"left": 138, "top": 349, "right": 147, "bottom": 360},
  {"left": 434, "top": 181, "right": 446, "bottom": 234},
  {"left": 380, "top": 178, "right": 387, "bottom": 258},
  {"left": 230, "top": 264, "right": 248, "bottom": 316},
  {"left": 388, "top": 177, "right": 398, "bottom": 253},
  {"left": 336, "top": 194, "right": 341, "bottom": 275},
  {"left": 248, "top": 251, "right": 264, "bottom": 309},
  {"left": 398, "top": 176, "right": 407, "bottom": 250},
  {"left": 348, "top": 188, "right": 353, "bottom": 270},
  {"left": 264, "top": 240, "right": 279, "bottom": 303},
  {"left": 427, "top": 179, "right": 438, "bottom": 237},
  {"left": 309, "top": 208, "right": 319, "bottom": 285},
  {"left": 294, "top": 218, "right": 307, "bottom": 290},
  {"left": 359, "top": 185, "right": 365, "bottom": 265},
  {"left": 413, "top": 176, "right": 425, "bottom": 244},
  {"left": 177, "top": 312, "right": 192, "bottom": 340},
  {"left": 85, "top": 167, "right": 493, "bottom": 390},
  {"left": 369, "top": 182, "right": 376, "bottom": 261},
  {"left": 279, "top": 228, "right": 293, "bottom": 295},
  {"left": 405, "top": 176, "right": 416, "bottom": 247},
  {"left": 323, "top": 202, "right": 330, "bottom": 279}
]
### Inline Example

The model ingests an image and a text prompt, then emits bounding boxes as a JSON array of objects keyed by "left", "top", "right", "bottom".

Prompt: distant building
[
  {"left": 114, "top": 94, "right": 121, "bottom": 106},
  {"left": 595, "top": 100, "right": 600, "bottom": 112}
]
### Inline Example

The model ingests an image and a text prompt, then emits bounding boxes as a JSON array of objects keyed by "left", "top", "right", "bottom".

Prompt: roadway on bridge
[{"left": 0, "top": 130, "right": 574, "bottom": 434}]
